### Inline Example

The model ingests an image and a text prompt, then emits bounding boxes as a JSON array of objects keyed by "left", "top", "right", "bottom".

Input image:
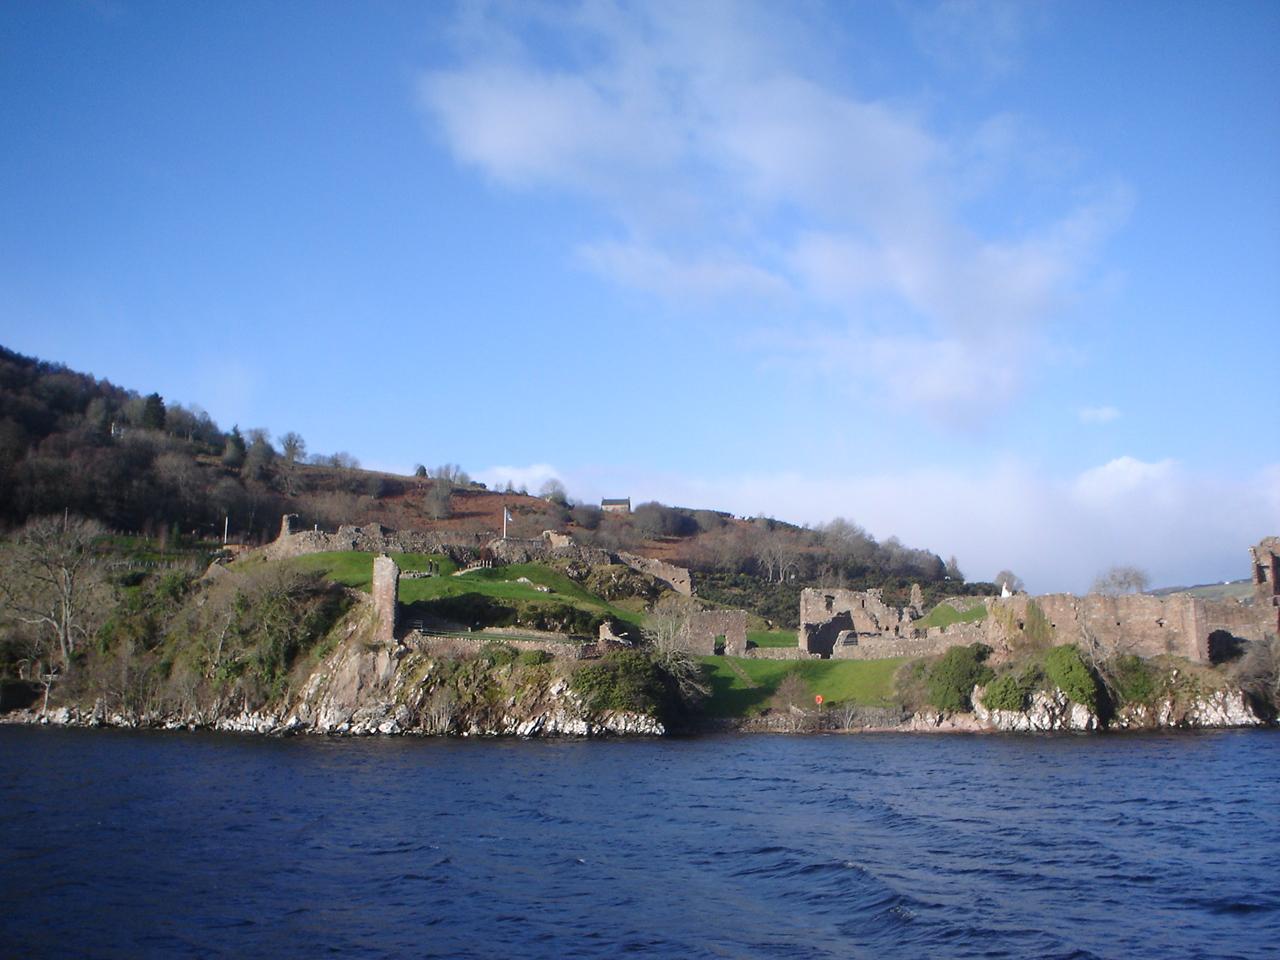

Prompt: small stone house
[{"left": 601, "top": 498, "right": 631, "bottom": 514}]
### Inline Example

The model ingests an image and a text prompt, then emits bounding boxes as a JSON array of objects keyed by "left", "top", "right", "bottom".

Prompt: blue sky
[{"left": 2, "top": 0, "right": 1277, "bottom": 592}]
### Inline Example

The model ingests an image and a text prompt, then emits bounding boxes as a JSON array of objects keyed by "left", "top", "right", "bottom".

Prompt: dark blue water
[{"left": 1, "top": 728, "right": 1277, "bottom": 960}]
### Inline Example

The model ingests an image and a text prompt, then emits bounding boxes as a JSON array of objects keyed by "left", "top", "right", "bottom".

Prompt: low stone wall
[
  {"left": 832, "top": 631, "right": 960, "bottom": 661},
  {"left": 488, "top": 537, "right": 614, "bottom": 567},
  {"left": 745, "top": 647, "right": 816, "bottom": 661},
  {"left": 406, "top": 632, "right": 588, "bottom": 661},
  {"left": 264, "top": 516, "right": 483, "bottom": 562},
  {"left": 478, "top": 625, "right": 591, "bottom": 643}
]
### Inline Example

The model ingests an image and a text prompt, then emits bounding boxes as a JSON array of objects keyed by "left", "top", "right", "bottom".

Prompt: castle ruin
[{"left": 798, "top": 537, "right": 1279, "bottom": 665}]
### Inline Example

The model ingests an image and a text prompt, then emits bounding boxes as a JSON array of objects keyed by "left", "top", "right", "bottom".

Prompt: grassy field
[
  {"left": 699, "top": 656, "right": 905, "bottom": 718},
  {"left": 748, "top": 629, "right": 797, "bottom": 649},
  {"left": 288, "top": 552, "right": 642, "bottom": 625},
  {"left": 915, "top": 601, "right": 988, "bottom": 630}
]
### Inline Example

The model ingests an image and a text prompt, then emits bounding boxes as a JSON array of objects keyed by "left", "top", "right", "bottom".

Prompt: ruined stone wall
[
  {"left": 488, "top": 537, "right": 614, "bottom": 567},
  {"left": 745, "top": 647, "right": 817, "bottom": 661},
  {"left": 798, "top": 587, "right": 915, "bottom": 656},
  {"left": 987, "top": 593, "right": 1269, "bottom": 662},
  {"left": 371, "top": 555, "right": 399, "bottom": 643},
  {"left": 617, "top": 553, "right": 693, "bottom": 596},
  {"left": 831, "top": 631, "right": 961, "bottom": 661},
  {"left": 796, "top": 580, "right": 1273, "bottom": 664},
  {"left": 406, "top": 633, "right": 587, "bottom": 660},
  {"left": 676, "top": 610, "right": 748, "bottom": 656},
  {"left": 264, "top": 515, "right": 482, "bottom": 562}
]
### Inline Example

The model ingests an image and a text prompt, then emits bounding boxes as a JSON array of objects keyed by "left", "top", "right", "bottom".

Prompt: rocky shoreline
[{"left": 4, "top": 682, "right": 1267, "bottom": 739}]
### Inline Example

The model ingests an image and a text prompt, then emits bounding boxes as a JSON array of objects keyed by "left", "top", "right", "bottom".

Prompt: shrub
[
  {"left": 570, "top": 650, "right": 667, "bottom": 715},
  {"left": 1107, "top": 654, "right": 1157, "bottom": 705},
  {"left": 479, "top": 644, "right": 517, "bottom": 668},
  {"left": 1044, "top": 644, "right": 1099, "bottom": 712},
  {"left": 980, "top": 664, "right": 1043, "bottom": 712},
  {"left": 517, "top": 649, "right": 552, "bottom": 667},
  {"left": 927, "top": 643, "right": 994, "bottom": 713}
]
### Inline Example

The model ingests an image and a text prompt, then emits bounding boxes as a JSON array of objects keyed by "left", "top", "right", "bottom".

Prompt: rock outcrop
[{"left": 971, "top": 686, "right": 1099, "bottom": 732}]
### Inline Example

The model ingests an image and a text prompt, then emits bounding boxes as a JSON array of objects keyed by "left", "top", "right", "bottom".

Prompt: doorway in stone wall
[{"left": 714, "top": 634, "right": 726, "bottom": 655}]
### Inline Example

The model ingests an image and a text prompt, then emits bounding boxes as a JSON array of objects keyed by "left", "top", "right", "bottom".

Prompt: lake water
[{"left": 1, "top": 726, "right": 1277, "bottom": 959}]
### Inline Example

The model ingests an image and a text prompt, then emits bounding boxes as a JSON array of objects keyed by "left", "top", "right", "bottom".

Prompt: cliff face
[
  {"left": 966, "top": 683, "right": 1263, "bottom": 733},
  {"left": 6, "top": 600, "right": 665, "bottom": 738}
]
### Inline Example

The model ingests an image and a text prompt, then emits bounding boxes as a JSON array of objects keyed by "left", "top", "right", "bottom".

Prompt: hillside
[{"left": 0, "top": 343, "right": 989, "bottom": 630}]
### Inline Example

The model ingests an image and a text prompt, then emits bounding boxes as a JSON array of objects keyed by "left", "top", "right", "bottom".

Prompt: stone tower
[
  {"left": 1251, "top": 537, "right": 1280, "bottom": 635},
  {"left": 372, "top": 554, "right": 399, "bottom": 642}
]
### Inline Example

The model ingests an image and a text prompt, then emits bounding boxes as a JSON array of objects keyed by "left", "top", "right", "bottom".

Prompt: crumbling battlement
[{"left": 1252, "top": 536, "right": 1280, "bottom": 634}]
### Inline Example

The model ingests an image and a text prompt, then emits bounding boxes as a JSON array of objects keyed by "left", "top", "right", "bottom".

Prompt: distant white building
[{"left": 601, "top": 497, "right": 631, "bottom": 514}]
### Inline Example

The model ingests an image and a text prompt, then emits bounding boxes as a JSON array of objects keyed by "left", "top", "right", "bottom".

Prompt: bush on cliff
[
  {"left": 1044, "top": 644, "right": 1100, "bottom": 713},
  {"left": 980, "top": 664, "right": 1043, "bottom": 713},
  {"left": 1106, "top": 653, "right": 1157, "bottom": 706},
  {"left": 571, "top": 649, "right": 669, "bottom": 716},
  {"left": 927, "top": 643, "right": 994, "bottom": 713}
]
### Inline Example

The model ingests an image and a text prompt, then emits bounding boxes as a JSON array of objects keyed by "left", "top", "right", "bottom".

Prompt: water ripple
[{"left": 1, "top": 727, "right": 1278, "bottom": 959}]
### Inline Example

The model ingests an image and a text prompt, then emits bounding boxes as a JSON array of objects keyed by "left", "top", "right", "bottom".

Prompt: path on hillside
[{"left": 724, "top": 659, "right": 758, "bottom": 688}]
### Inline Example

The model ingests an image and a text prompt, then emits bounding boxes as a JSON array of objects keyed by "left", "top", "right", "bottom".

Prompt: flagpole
[{"left": 503, "top": 503, "right": 507, "bottom": 540}]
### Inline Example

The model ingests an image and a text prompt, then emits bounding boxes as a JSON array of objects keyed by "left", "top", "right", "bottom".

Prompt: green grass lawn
[
  {"left": 288, "top": 552, "right": 641, "bottom": 625},
  {"left": 914, "top": 601, "right": 988, "bottom": 630},
  {"left": 748, "top": 629, "right": 797, "bottom": 648},
  {"left": 699, "top": 656, "right": 905, "bottom": 718}
]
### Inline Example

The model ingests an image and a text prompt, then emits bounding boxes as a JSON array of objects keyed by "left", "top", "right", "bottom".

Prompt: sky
[{"left": 1, "top": 0, "right": 1277, "bottom": 593}]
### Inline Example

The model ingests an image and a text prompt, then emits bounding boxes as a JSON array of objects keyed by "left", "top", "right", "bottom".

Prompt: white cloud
[
  {"left": 419, "top": 2, "right": 1128, "bottom": 425},
  {"left": 1071, "top": 455, "right": 1176, "bottom": 506},
  {"left": 1078, "top": 405, "right": 1120, "bottom": 424},
  {"left": 576, "top": 240, "right": 788, "bottom": 300}
]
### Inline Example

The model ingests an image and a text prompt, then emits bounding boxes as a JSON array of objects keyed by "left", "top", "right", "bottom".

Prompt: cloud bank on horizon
[{"left": 477, "top": 456, "right": 1280, "bottom": 596}]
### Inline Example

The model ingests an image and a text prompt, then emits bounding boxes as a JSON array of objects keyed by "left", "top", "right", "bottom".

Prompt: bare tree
[
  {"left": 0, "top": 516, "right": 110, "bottom": 698},
  {"left": 1092, "top": 565, "right": 1150, "bottom": 596},
  {"left": 433, "top": 463, "right": 470, "bottom": 486},
  {"left": 280, "top": 431, "right": 306, "bottom": 464},
  {"left": 642, "top": 595, "right": 692, "bottom": 654},
  {"left": 641, "top": 596, "right": 709, "bottom": 704},
  {"left": 424, "top": 482, "right": 453, "bottom": 520},
  {"left": 770, "top": 672, "right": 813, "bottom": 732},
  {"left": 539, "top": 478, "right": 568, "bottom": 505},
  {"left": 993, "top": 569, "right": 1025, "bottom": 593}
]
